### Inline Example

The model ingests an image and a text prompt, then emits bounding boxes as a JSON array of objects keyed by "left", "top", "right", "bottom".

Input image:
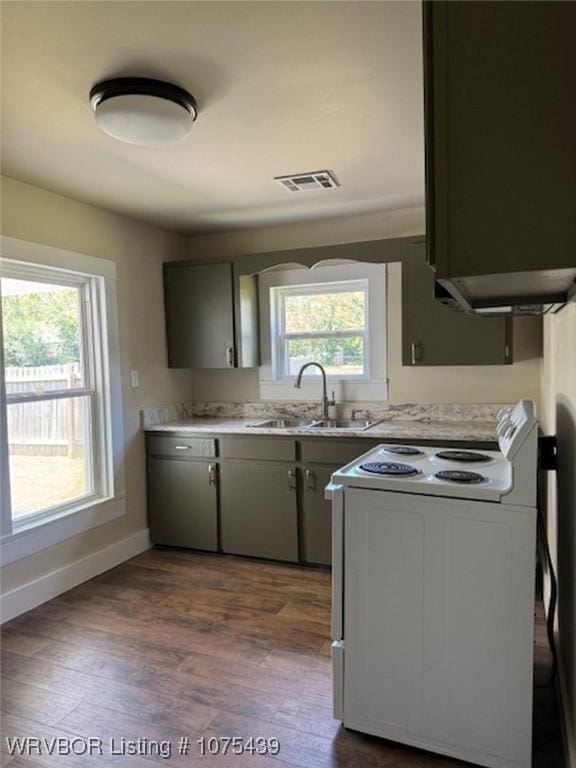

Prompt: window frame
[
  {"left": 258, "top": 262, "right": 388, "bottom": 402},
  {"left": 271, "top": 278, "right": 370, "bottom": 381},
  {"left": 0, "top": 236, "right": 124, "bottom": 565},
  {"left": 2, "top": 261, "right": 112, "bottom": 527}
]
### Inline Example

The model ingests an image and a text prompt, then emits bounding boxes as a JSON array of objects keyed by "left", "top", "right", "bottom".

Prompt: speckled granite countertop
[
  {"left": 142, "top": 401, "right": 507, "bottom": 443},
  {"left": 145, "top": 417, "right": 497, "bottom": 443}
]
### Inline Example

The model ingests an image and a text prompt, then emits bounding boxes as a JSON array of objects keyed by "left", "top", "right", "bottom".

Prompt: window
[
  {"left": 0, "top": 237, "right": 124, "bottom": 564},
  {"left": 1, "top": 263, "right": 111, "bottom": 525},
  {"left": 272, "top": 280, "right": 368, "bottom": 378},
  {"left": 259, "top": 263, "right": 388, "bottom": 401}
]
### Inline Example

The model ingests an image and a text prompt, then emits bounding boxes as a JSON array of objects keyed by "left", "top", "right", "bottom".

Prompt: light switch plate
[{"left": 130, "top": 369, "right": 140, "bottom": 388}]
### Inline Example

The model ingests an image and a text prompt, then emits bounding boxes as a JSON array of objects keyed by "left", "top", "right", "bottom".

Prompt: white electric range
[{"left": 327, "top": 400, "right": 538, "bottom": 768}]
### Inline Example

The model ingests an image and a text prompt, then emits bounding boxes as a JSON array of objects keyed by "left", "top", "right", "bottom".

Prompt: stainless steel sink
[
  {"left": 310, "top": 419, "right": 379, "bottom": 431},
  {"left": 248, "top": 418, "right": 380, "bottom": 431},
  {"left": 248, "top": 418, "right": 319, "bottom": 429}
]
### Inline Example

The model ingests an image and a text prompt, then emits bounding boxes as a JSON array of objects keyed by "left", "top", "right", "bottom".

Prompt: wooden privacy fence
[{"left": 6, "top": 363, "right": 85, "bottom": 456}]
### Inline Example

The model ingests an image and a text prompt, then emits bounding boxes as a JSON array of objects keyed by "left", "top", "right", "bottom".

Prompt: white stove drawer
[{"left": 332, "top": 640, "right": 344, "bottom": 721}]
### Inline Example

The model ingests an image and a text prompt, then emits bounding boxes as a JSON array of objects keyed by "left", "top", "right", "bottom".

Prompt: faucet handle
[{"left": 328, "top": 390, "right": 336, "bottom": 405}]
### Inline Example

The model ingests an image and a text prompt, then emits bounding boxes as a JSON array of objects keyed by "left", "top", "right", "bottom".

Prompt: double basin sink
[{"left": 248, "top": 417, "right": 379, "bottom": 432}]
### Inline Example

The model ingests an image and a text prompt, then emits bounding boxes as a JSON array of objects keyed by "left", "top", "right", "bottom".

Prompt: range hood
[{"left": 434, "top": 268, "right": 576, "bottom": 317}]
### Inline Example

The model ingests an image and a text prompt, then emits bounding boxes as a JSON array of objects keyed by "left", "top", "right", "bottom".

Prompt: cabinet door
[
  {"left": 424, "top": 1, "right": 576, "bottom": 278},
  {"left": 220, "top": 461, "right": 298, "bottom": 562},
  {"left": 302, "top": 465, "right": 336, "bottom": 566},
  {"left": 164, "top": 262, "right": 235, "bottom": 369},
  {"left": 402, "top": 242, "right": 512, "bottom": 366},
  {"left": 147, "top": 458, "right": 218, "bottom": 551}
]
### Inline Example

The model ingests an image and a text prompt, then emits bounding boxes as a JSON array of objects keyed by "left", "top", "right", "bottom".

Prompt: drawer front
[
  {"left": 147, "top": 435, "right": 216, "bottom": 459},
  {"left": 220, "top": 437, "right": 296, "bottom": 461},
  {"left": 332, "top": 641, "right": 345, "bottom": 721},
  {"left": 300, "top": 439, "right": 380, "bottom": 466}
]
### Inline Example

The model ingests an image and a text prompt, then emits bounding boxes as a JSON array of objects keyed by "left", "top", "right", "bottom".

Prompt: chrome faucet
[{"left": 294, "top": 361, "right": 331, "bottom": 421}]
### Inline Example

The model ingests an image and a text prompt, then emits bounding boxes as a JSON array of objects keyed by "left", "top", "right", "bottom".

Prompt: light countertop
[{"left": 145, "top": 417, "right": 497, "bottom": 443}]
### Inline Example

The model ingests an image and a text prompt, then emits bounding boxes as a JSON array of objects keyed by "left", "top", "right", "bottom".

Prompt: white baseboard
[
  {"left": 557, "top": 653, "right": 576, "bottom": 768},
  {"left": 0, "top": 528, "right": 150, "bottom": 624}
]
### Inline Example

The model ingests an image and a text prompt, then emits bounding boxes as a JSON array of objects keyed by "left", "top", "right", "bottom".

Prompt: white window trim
[
  {"left": 258, "top": 262, "right": 388, "bottom": 401},
  {"left": 0, "top": 236, "right": 125, "bottom": 565},
  {"left": 2, "top": 261, "right": 109, "bottom": 517}
]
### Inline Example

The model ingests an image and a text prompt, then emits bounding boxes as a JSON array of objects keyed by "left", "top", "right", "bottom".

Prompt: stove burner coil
[
  {"left": 381, "top": 446, "right": 424, "bottom": 456},
  {"left": 435, "top": 450, "right": 491, "bottom": 463},
  {"left": 435, "top": 470, "right": 486, "bottom": 484},
  {"left": 360, "top": 462, "right": 420, "bottom": 476}
]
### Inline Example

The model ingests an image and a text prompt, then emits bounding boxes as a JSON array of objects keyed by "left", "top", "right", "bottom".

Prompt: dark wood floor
[{"left": 1, "top": 549, "right": 565, "bottom": 767}]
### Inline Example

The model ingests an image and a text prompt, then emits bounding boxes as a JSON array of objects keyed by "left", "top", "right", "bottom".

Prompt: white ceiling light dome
[{"left": 89, "top": 77, "right": 198, "bottom": 146}]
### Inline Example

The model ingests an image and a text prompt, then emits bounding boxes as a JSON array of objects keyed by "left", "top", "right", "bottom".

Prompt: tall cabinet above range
[{"left": 424, "top": 1, "right": 576, "bottom": 314}]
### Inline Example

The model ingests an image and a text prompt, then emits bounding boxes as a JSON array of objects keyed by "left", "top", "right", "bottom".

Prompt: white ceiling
[{"left": 1, "top": 1, "right": 424, "bottom": 234}]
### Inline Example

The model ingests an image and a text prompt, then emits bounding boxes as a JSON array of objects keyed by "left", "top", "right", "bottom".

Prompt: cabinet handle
[
  {"left": 287, "top": 468, "right": 296, "bottom": 492},
  {"left": 305, "top": 469, "right": 316, "bottom": 491},
  {"left": 208, "top": 463, "right": 217, "bottom": 486},
  {"left": 225, "top": 345, "right": 234, "bottom": 367},
  {"left": 411, "top": 341, "right": 422, "bottom": 366},
  {"left": 174, "top": 445, "right": 191, "bottom": 450}
]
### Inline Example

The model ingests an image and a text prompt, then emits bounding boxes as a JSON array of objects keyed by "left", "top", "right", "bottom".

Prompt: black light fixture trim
[{"left": 89, "top": 77, "right": 198, "bottom": 120}]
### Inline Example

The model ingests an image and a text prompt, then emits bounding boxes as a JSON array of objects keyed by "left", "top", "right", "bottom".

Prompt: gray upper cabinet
[
  {"left": 424, "top": 1, "right": 576, "bottom": 308},
  {"left": 402, "top": 242, "right": 512, "bottom": 366},
  {"left": 164, "top": 261, "right": 259, "bottom": 369}
]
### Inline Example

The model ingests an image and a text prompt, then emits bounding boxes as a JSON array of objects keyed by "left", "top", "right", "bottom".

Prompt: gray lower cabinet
[
  {"left": 147, "top": 458, "right": 218, "bottom": 551},
  {"left": 219, "top": 461, "right": 299, "bottom": 562},
  {"left": 146, "top": 433, "right": 497, "bottom": 565},
  {"left": 301, "top": 464, "right": 336, "bottom": 566}
]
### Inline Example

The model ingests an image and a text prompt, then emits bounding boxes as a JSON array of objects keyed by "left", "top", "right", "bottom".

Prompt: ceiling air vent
[{"left": 275, "top": 170, "right": 339, "bottom": 192}]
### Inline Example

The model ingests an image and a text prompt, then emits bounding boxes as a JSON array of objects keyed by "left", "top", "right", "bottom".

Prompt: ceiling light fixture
[{"left": 89, "top": 77, "right": 197, "bottom": 146}]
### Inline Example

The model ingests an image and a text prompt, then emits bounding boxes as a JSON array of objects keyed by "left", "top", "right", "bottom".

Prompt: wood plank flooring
[{"left": 1, "top": 549, "right": 565, "bottom": 767}]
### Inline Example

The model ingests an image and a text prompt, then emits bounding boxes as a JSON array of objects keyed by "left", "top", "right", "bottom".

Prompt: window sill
[{"left": 0, "top": 494, "right": 126, "bottom": 566}]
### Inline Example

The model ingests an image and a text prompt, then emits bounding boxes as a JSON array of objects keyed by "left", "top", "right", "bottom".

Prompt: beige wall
[
  {"left": 186, "top": 208, "right": 542, "bottom": 405},
  {"left": 541, "top": 302, "right": 576, "bottom": 762},
  {"left": 1, "top": 176, "right": 190, "bottom": 593}
]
